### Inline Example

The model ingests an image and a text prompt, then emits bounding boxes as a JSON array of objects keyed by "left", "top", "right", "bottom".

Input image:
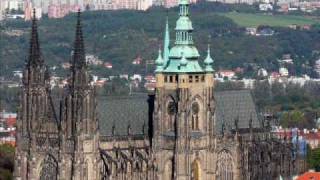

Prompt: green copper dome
[
  {"left": 175, "top": 17, "right": 193, "bottom": 31},
  {"left": 156, "top": 0, "right": 209, "bottom": 74},
  {"left": 169, "top": 45, "right": 200, "bottom": 58}
]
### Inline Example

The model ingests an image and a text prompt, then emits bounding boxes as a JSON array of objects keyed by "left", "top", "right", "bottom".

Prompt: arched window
[
  {"left": 191, "top": 160, "right": 201, "bottom": 180},
  {"left": 216, "top": 150, "right": 234, "bottom": 180},
  {"left": 83, "top": 161, "right": 88, "bottom": 180},
  {"left": 166, "top": 101, "right": 176, "bottom": 131},
  {"left": 40, "top": 155, "right": 58, "bottom": 180},
  {"left": 191, "top": 102, "right": 200, "bottom": 131}
]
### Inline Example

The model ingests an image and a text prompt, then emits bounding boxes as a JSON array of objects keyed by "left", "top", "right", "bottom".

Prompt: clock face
[
  {"left": 167, "top": 101, "right": 176, "bottom": 115},
  {"left": 192, "top": 103, "right": 199, "bottom": 114}
]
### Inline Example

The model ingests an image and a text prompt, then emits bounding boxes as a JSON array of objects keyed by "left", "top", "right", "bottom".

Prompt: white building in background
[
  {"left": 0, "top": 0, "right": 5, "bottom": 20},
  {"left": 257, "top": 68, "right": 268, "bottom": 77},
  {"left": 259, "top": 3, "right": 273, "bottom": 11},
  {"left": 207, "top": 0, "right": 261, "bottom": 5},
  {"left": 279, "top": 67, "right": 289, "bottom": 77},
  {"left": 315, "top": 59, "right": 320, "bottom": 78},
  {"left": 4, "top": 0, "right": 24, "bottom": 11},
  {"left": 137, "top": 0, "right": 152, "bottom": 10}
]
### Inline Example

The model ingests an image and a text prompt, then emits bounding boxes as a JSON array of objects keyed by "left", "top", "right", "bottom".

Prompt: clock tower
[{"left": 152, "top": 0, "right": 216, "bottom": 179}]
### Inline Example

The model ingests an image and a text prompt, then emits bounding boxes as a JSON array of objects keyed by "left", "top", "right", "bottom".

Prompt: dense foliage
[
  {"left": 307, "top": 147, "right": 320, "bottom": 172},
  {"left": 0, "top": 86, "right": 19, "bottom": 112},
  {"left": 0, "top": 144, "right": 14, "bottom": 180},
  {"left": 1, "top": 2, "right": 320, "bottom": 78}
]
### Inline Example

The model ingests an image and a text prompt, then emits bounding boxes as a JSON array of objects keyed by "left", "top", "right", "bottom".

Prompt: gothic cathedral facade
[{"left": 14, "top": 1, "right": 300, "bottom": 180}]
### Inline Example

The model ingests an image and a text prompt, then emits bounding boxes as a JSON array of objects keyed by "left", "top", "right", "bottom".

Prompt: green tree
[
  {"left": 0, "top": 144, "right": 15, "bottom": 180},
  {"left": 307, "top": 147, "right": 320, "bottom": 171}
]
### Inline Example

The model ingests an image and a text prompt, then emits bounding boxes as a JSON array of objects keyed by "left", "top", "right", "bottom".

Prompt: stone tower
[
  {"left": 60, "top": 11, "right": 100, "bottom": 180},
  {"left": 14, "top": 10, "right": 60, "bottom": 180},
  {"left": 152, "top": 0, "right": 215, "bottom": 179}
]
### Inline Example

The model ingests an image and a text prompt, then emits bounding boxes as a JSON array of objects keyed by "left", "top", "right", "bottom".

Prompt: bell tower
[
  {"left": 153, "top": 0, "right": 215, "bottom": 179},
  {"left": 14, "top": 10, "right": 60, "bottom": 180},
  {"left": 61, "top": 11, "right": 100, "bottom": 180}
]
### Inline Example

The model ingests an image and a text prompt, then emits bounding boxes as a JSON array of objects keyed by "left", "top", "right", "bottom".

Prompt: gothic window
[
  {"left": 166, "top": 101, "right": 176, "bottom": 130},
  {"left": 40, "top": 155, "right": 58, "bottom": 180},
  {"left": 83, "top": 161, "right": 88, "bottom": 180},
  {"left": 191, "top": 102, "right": 200, "bottom": 131},
  {"left": 191, "top": 160, "right": 201, "bottom": 180},
  {"left": 216, "top": 150, "right": 234, "bottom": 180}
]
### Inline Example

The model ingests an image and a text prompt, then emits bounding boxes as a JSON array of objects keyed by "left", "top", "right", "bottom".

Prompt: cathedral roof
[
  {"left": 214, "top": 90, "right": 261, "bottom": 134},
  {"left": 98, "top": 94, "right": 150, "bottom": 137},
  {"left": 98, "top": 90, "right": 260, "bottom": 137}
]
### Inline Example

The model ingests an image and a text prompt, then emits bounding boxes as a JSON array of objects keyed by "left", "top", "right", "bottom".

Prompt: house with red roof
[{"left": 297, "top": 171, "right": 320, "bottom": 180}]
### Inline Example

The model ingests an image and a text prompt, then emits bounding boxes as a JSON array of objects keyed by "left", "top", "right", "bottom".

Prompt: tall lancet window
[
  {"left": 216, "top": 150, "right": 234, "bottom": 180},
  {"left": 191, "top": 102, "right": 199, "bottom": 131},
  {"left": 40, "top": 155, "right": 58, "bottom": 180},
  {"left": 166, "top": 101, "right": 176, "bottom": 131}
]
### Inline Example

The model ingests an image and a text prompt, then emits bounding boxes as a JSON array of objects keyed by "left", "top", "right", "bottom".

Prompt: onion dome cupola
[
  {"left": 155, "top": 49, "right": 164, "bottom": 72},
  {"left": 204, "top": 44, "right": 214, "bottom": 72}
]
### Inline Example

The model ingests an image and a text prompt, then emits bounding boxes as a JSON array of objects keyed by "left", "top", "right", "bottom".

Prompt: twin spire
[
  {"left": 26, "top": 9, "right": 88, "bottom": 87},
  {"left": 28, "top": 9, "right": 43, "bottom": 67},
  {"left": 72, "top": 10, "right": 86, "bottom": 70}
]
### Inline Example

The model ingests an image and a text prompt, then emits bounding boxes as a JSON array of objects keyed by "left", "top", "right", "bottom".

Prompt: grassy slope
[{"left": 220, "top": 12, "right": 320, "bottom": 27}]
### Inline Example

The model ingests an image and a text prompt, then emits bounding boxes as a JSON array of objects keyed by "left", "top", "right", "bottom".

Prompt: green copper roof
[
  {"left": 180, "top": 52, "right": 188, "bottom": 66},
  {"left": 169, "top": 45, "right": 200, "bottom": 58},
  {"left": 175, "top": 17, "right": 193, "bottom": 31},
  {"left": 159, "top": 0, "right": 204, "bottom": 73},
  {"left": 163, "top": 17, "right": 170, "bottom": 64},
  {"left": 162, "top": 59, "right": 203, "bottom": 73},
  {"left": 155, "top": 49, "right": 164, "bottom": 72},
  {"left": 204, "top": 44, "right": 214, "bottom": 72}
]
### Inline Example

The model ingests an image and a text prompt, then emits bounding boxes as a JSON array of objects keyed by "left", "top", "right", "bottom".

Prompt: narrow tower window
[{"left": 191, "top": 102, "right": 200, "bottom": 131}]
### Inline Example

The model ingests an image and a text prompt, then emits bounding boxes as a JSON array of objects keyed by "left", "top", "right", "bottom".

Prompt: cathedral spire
[
  {"left": 72, "top": 10, "right": 86, "bottom": 70},
  {"left": 28, "top": 9, "right": 43, "bottom": 67},
  {"left": 163, "top": 16, "right": 170, "bottom": 64},
  {"left": 70, "top": 10, "right": 90, "bottom": 89}
]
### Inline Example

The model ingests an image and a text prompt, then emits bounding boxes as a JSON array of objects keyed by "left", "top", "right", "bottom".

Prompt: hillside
[
  {"left": 221, "top": 12, "right": 320, "bottom": 27},
  {"left": 1, "top": 2, "right": 320, "bottom": 77}
]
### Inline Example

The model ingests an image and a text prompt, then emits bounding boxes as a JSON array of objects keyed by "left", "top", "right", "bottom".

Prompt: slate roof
[
  {"left": 98, "top": 94, "right": 150, "bottom": 136},
  {"left": 214, "top": 90, "right": 261, "bottom": 134},
  {"left": 98, "top": 90, "right": 261, "bottom": 137}
]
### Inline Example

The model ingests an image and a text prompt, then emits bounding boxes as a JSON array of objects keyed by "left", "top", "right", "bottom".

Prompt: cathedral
[{"left": 14, "top": 1, "right": 301, "bottom": 180}]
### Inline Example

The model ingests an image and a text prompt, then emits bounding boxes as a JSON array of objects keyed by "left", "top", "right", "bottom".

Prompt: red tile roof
[{"left": 297, "top": 172, "right": 320, "bottom": 180}]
